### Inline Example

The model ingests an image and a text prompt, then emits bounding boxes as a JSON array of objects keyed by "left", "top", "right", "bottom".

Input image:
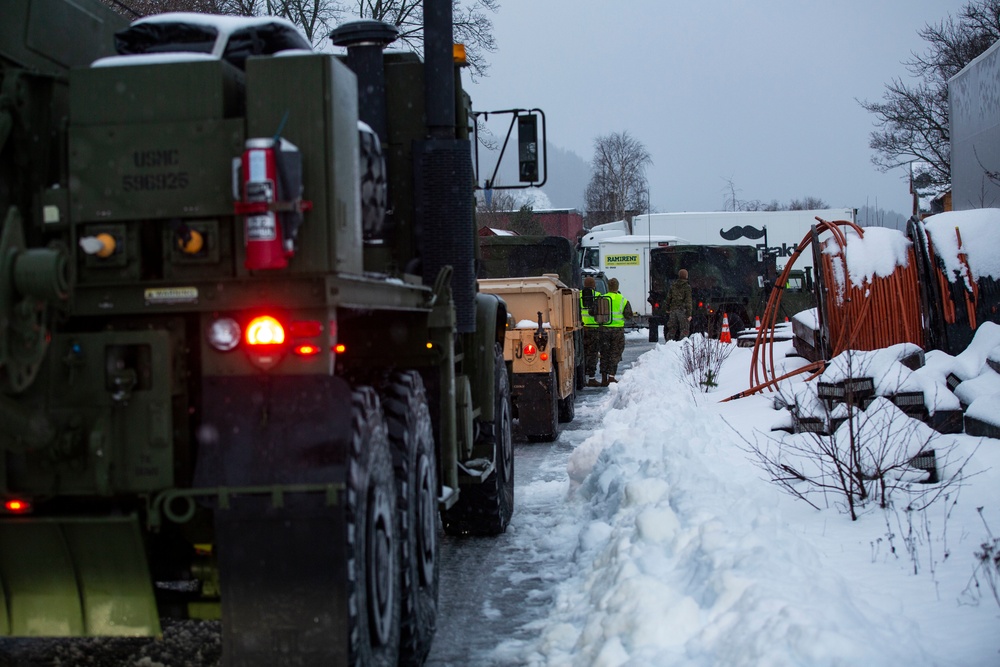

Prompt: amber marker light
[
  {"left": 333, "top": 343, "right": 347, "bottom": 354},
  {"left": 294, "top": 343, "right": 321, "bottom": 357},
  {"left": 540, "top": 352, "right": 549, "bottom": 361},
  {"left": 246, "top": 316, "right": 285, "bottom": 346}
]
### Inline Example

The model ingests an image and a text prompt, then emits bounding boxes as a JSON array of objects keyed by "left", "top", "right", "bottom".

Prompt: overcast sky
[{"left": 466, "top": 0, "right": 971, "bottom": 216}]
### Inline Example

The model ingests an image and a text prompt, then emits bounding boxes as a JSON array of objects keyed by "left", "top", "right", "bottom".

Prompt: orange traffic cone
[
  {"left": 754, "top": 316, "right": 761, "bottom": 329},
  {"left": 720, "top": 313, "right": 732, "bottom": 343}
]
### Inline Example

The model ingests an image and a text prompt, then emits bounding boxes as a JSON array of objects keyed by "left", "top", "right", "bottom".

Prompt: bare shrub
[
  {"left": 961, "top": 508, "right": 1000, "bottom": 609},
  {"left": 738, "top": 350, "right": 971, "bottom": 521},
  {"left": 679, "top": 334, "right": 734, "bottom": 392}
]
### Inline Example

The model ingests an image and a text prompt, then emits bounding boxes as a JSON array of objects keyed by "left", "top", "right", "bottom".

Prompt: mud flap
[
  {"left": 0, "top": 515, "right": 159, "bottom": 637},
  {"left": 197, "top": 374, "right": 356, "bottom": 666},
  {"left": 511, "top": 371, "right": 558, "bottom": 440},
  {"left": 215, "top": 502, "right": 350, "bottom": 666}
]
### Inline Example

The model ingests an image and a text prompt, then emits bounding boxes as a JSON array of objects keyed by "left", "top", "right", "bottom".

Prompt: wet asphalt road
[{"left": 425, "top": 337, "right": 656, "bottom": 666}]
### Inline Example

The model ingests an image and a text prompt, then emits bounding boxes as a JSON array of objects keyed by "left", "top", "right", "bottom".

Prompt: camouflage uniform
[
  {"left": 664, "top": 270, "right": 692, "bottom": 341},
  {"left": 599, "top": 279, "right": 632, "bottom": 383},
  {"left": 581, "top": 277, "right": 602, "bottom": 384}
]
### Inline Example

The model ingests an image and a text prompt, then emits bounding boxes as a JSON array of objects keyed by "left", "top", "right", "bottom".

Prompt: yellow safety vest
[
  {"left": 607, "top": 292, "right": 627, "bottom": 328},
  {"left": 581, "top": 290, "right": 602, "bottom": 327}
]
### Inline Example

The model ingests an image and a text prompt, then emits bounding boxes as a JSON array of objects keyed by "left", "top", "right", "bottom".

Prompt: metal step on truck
[{"left": 0, "top": 1, "right": 546, "bottom": 665}]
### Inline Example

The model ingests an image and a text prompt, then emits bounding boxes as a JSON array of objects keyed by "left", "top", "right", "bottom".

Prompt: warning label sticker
[{"left": 144, "top": 287, "right": 198, "bottom": 305}]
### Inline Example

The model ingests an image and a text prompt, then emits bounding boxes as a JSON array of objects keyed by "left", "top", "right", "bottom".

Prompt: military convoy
[{"left": 0, "top": 1, "right": 547, "bottom": 664}]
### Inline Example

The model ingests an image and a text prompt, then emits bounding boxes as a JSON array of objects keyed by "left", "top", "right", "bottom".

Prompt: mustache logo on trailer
[{"left": 719, "top": 225, "right": 767, "bottom": 241}]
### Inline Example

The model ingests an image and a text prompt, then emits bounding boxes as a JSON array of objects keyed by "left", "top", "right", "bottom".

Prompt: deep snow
[{"left": 489, "top": 329, "right": 1000, "bottom": 667}]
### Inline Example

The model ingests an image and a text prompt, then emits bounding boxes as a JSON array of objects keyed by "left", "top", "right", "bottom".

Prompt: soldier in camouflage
[
  {"left": 664, "top": 268, "right": 692, "bottom": 341},
  {"left": 581, "top": 275, "right": 603, "bottom": 387},
  {"left": 599, "top": 277, "right": 633, "bottom": 385}
]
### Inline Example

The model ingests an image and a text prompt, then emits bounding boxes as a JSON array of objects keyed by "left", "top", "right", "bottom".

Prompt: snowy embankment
[{"left": 493, "top": 335, "right": 1000, "bottom": 667}]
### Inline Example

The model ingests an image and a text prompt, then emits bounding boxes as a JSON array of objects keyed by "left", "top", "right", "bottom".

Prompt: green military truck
[
  {"left": 0, "top": 1, "right": 544, "bottom": 665},
  {"left": 648, "top": 245, "right": 774, "bottom": 341}
]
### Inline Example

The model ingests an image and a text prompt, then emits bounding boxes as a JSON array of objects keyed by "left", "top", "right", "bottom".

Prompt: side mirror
[{"left": 517, "top": 114, "right": 538, "bottom": 183}]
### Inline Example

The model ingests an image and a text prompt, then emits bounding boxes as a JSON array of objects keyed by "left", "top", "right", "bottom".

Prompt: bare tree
[
  {"left": 721, "top": 178, "right": 825, "bottom": 212},
  {"left": 859, "top": 0, "right": 1000, "bottom": 190},
  {"left": 788, "top": 196, "right": 829, "bottom": 210},
  {"left": 347, "top": 0, "right": 498, "bottom": 78},
  {"left": 584, "top": 131, "right": 652, "bottom": 227},
  {"left": 475, "top": 187, "right": 517, "bottom": 231}
]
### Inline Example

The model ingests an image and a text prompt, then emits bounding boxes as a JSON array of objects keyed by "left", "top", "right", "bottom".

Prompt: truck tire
[
  {"left": 535, "top": 366, "right": 559, "bottom": 439},
  {"left": 348, "top": 386, "right": 401, "bottom": 667},
  {"left": 558, "top": 378, "right": 576, "bottom": 424},
  {"left": 442, "top": 342, "right": 514, "bottom": 536},
  {"left": 382, "top": 372, "right": 439, "bottom": 666},
  {"left": 359, "top": 124, "right": 387, "bottom": 240}
]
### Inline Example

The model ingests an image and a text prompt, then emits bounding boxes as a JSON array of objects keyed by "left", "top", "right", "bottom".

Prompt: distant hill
[{"left": 476, "top": 140, "right": 589, "bottom": 211}]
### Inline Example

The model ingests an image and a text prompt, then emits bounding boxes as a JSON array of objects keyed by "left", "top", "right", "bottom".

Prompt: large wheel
[
  {"left": 442, "top": 342, "right": 514, "bottom": 536},
  {"left": 558, "top": 375, "right": 576, "bottom": 424},
  {"left": 359, "top": 124, "right": 387, "bottom": 240},
  {"left": 347, "top": 387, "right": 400, "bottom": 667},
  {"left": 382, "top": 372, "right": 439, "bottom": 666}
]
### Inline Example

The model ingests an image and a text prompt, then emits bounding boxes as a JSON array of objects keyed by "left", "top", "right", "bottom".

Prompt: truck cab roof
[{"left": 105, "top": 13, "right": 311, "bottom": 70}]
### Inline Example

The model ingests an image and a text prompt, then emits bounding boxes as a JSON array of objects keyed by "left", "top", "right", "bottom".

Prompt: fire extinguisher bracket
[{"left": 236, "top": 137, "right": 310, "bottom": 270}]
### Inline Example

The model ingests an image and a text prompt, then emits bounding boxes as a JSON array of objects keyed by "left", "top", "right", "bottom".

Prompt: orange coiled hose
[{"left": 745, "top": 217, "right": 923, "bottom": 397}]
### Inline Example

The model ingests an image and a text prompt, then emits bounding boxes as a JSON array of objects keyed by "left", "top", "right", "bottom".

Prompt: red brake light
[
  {"left": 246, "top": 316, "right": 285, "bottom": 346},
  {"left": 4, "top": 498, "right": 31, "bottom": 514},
  {"left": 294, "top": 343, "right": 321, "bottom": 356},
  {"left": 333, "top": 343, "right": 347, "bottom": 354},
  {"left": 523, "top": 343, "right": 537, "bottom": 356}
]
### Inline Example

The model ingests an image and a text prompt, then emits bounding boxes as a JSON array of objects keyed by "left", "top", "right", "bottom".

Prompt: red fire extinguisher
[{"left": 234, "top": 137, "right": 311, "bottom": 270}]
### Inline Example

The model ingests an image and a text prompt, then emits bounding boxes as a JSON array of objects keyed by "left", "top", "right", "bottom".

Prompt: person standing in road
[
  {"left": 580, "top": 275, "right": 603, "bottom": 387},
  {"left": 600, "top": 277, "right": 633, "bottom": 385},
  {"left": 664, "top": 268, "right": 692, "bottom": 341}
]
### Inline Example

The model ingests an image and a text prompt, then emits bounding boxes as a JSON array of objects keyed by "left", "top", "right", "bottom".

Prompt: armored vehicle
[
  {"left": 0, "top": 1, "right": 545, "bottom": 665},
  {"left": 478, "top": 275, "right": 581, "bottom": 441}
]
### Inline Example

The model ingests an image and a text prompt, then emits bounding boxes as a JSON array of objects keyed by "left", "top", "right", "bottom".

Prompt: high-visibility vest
[
  {"left": 607, "top": 292, "right": 628, "bottom": 328},
  {"left": 581, "top": 290, "right": 602, "bottom": 327}
]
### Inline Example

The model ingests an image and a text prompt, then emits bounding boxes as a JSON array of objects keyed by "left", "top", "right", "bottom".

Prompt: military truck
[
  {"left": 479, "top": 275, "right": 581, "bottom": 441},
  {"left": 479, "top": 234, "right": 589, "bottom": 391},
  {"left": 648, "top": 245, "right": 775, "bottom": 341},
  {"left": 0, "top": 1, "right": 544, "bottom": 665}
]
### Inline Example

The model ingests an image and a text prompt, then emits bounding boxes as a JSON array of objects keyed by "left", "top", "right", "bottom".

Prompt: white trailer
[
  {"left": 628, "top": 209, "right": 856, "bottom": 276},
  {"left": 585, "top": 235, "right": 689, "bottom": 319}
]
